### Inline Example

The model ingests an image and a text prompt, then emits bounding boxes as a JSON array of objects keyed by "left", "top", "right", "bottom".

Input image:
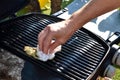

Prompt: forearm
[
  {"left": 66, "top": 0, "right": 120, "bottom": 32},
  {"left": 38, "top": 0, "right": 120, "bottom": 54}
]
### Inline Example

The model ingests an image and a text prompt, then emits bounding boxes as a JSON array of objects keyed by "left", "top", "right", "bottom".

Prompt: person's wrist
[{"left": 65, "top": 17, "right": 83, "bottom": 35}]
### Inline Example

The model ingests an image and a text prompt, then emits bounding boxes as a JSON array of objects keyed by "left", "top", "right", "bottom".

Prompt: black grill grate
[{"left": 0, "top": 13, "right": 109, "bottom": 80}]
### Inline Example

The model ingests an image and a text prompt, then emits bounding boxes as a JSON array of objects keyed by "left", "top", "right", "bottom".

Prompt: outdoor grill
[{"left": 0, "top": 0, "right": 120, "bottom": 80}]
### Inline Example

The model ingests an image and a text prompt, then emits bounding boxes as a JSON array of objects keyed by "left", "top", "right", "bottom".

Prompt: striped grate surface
[{"left": 0, "top": 13, "right": 109, "bottom": 80}]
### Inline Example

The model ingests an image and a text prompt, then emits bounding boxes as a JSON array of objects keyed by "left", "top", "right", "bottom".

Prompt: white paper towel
[{"left": 36, "top": 45, "right": 61, "bottom": 61}]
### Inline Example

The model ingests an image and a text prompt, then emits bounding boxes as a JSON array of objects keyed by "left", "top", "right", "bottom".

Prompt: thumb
[{"left": 49, "top": 40, "right": 61, "bottom": 54}]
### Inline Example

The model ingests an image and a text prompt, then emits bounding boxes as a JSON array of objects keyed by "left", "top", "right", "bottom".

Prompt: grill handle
[
  {"left": 103, "top": 44, "right": 120, "bottom": 78},
  {"left": 112, "top": 44, "right": 120, "bottom": 66},
  {"left": 106, "top": 32, "right": 120, "bottom": 46},
  {"left": 103, "top": 64, "right": 116, "bottom": 78}
]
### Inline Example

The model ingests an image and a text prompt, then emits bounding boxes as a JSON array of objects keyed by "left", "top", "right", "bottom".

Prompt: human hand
[
  {"left": 104, "top": 77, "right": 112, "bottom": 80},
  {"left": 38, "top": 20, "right": 75, "bottom": 54},
  {"left": 97, "top": 76, "right": 112, "bottom": 80}
]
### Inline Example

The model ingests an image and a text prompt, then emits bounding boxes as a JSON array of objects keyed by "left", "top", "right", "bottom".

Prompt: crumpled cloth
[{"left": 36, "top": 45, "right": 61, "bottom": 62}]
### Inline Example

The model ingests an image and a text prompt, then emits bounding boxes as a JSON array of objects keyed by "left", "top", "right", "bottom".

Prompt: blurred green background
[{"left": 16, "top": 0, "right": 73, "bottom": 16}]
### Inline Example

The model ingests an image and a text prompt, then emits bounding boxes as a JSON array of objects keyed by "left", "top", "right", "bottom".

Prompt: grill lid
[{"left": 0, "top": 0, "right": 29, "bottom": 21}]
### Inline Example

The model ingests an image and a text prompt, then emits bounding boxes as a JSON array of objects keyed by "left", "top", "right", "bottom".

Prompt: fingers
[
  {"left": 104, "top": 77, "right": 112, "bottom": 80},
  {"left": 38, "top": 27, "right": 57, "bottom": 54},
  {"left": 38, "top": 21, "right": 67, "bottom": 54},
  {"left": 43, "top": 31, "right": 53, "bottom": 54},
  {"left": 49, "top": 40, "right": 61, "bottom": 54},
  {"left": 38, "top": 27, "right": 49, "bottom": 51}
]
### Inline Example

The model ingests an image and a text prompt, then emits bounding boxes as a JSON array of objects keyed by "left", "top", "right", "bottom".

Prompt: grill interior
[{"left": 0, "top": 13, "right": 109, "bottom": 80}]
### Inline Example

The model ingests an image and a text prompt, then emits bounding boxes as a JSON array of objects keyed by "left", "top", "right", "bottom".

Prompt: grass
[
  {"left": 41, "top": 0, "right": 73, "bottom": 15},
  {"left": 16, "top": 0, "right": 73, "bottom": 15},
  {"left": 113, "top": 66, "right": 120, "bottom": 80}
]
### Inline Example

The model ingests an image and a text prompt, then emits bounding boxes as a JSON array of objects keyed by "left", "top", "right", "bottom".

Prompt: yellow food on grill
[
  {"left": 96, "top": 76, "right": 110, "bottom": 80},
  {"left": 24, "top": 45, "right": 61, "bottom": 61},
  {"left": 24, "top": 46, "right": 37, "bottom": 58}
]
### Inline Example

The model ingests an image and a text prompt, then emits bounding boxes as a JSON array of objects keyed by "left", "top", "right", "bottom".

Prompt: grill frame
[{"left": 0, "top": 13, "right": 110, "bottom": 80}]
